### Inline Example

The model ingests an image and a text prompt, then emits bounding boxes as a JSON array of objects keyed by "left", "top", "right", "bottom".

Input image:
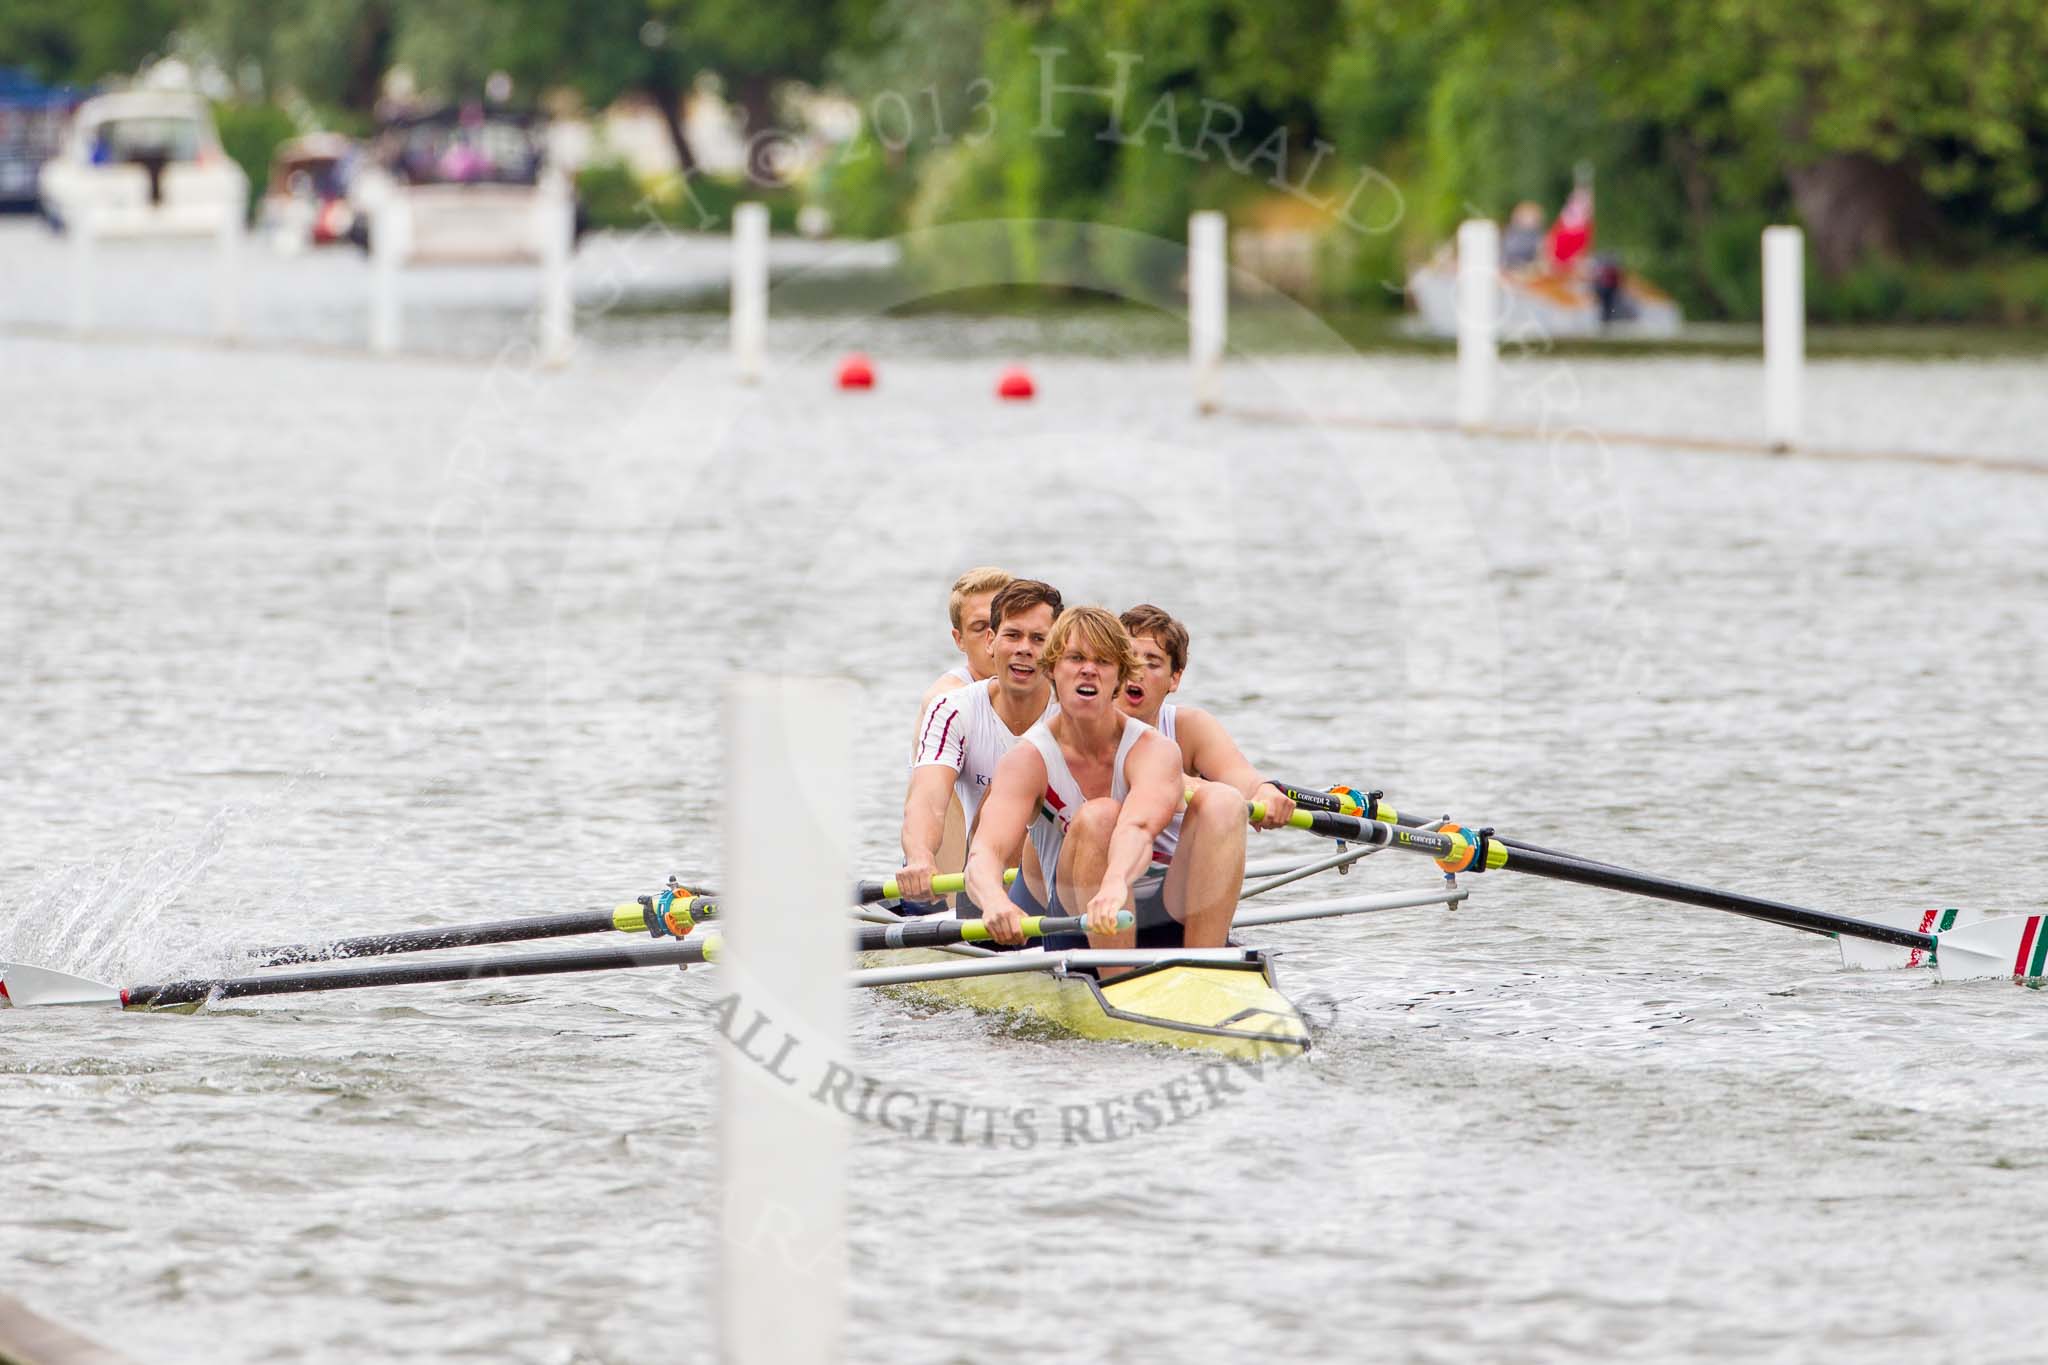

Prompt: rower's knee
[
  {"left": 1186, "top": 782, "right": 1246, "bottom": 833},
  {"left": 1071, "top": 797, "right": 1120, "bottom": 845}
]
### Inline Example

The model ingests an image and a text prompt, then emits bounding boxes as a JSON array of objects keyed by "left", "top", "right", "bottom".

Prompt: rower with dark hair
[
  {"left": 1116, "top": 603, "right": 1296, "bottom": 857},
  {"left": 894, "top": 579, "right": 1064, "bottom": 906}
]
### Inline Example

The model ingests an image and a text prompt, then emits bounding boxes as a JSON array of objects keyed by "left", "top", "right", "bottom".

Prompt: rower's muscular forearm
[
  {"left": 1100, "top": 822, "right": 1159, "bottom": 906},
  {"left": 964, "top": 847, "right": 1009, "bottom": 917},
  {"left": 900, "top": 783, "right": 946, "bottom": 867}
]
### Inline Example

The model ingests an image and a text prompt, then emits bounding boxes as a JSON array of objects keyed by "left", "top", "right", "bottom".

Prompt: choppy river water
[{"left": 3, "top": 224, "right": 2048, "bottom": 1363}]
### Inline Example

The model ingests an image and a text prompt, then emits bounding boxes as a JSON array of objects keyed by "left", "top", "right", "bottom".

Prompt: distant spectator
[{"left": 1502, "top": 201, "right": 1545, "bottom": 272}]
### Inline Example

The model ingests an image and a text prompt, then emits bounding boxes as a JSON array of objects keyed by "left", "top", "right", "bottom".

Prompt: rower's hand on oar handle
[
  {"left": 1083, "top": 886, "right": 1127, "bottom": 938},
  {"left": 1249, "top": 782, "right": 1296, "bottom": 830},
  {"left": 893, "top": 852, "right": 939, "bottom": 904},
  {"left": 983, "top": 900, "right": 1027, "bottom": 946}
]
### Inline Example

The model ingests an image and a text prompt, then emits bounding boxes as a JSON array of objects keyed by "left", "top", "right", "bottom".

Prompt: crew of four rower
[{"left": 897, "top": 568, "right": 1296, "bottom": 954}]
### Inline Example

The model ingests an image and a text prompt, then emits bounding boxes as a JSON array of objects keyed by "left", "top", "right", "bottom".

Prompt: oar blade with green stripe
[{"left": 1934, "top": 915, "right": 2048, "bottom": 984}]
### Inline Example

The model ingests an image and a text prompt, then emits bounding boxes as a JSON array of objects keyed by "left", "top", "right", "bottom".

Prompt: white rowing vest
[
  {"left": 940, "top": 662, "right": 972, "bottom": 687},
  {"left": 1024, "top": 715, "right": 1152, "bottom": 892},
  {"left": 1154, "top": 703, "right": 1184, "bottom": 863},
  {"left": 914, "top": 680, "right": 1055, "bottom": 830}
]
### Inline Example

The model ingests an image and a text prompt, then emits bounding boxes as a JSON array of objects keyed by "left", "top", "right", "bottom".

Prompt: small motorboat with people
[
  {"left": 256, "top": 132, "right": 360, "bottom": 252},
  {"left": 35, "top": 89, "right": 247, "bottom": 237},
  {"left": 346, "top": 102, "right": 586, "bottom": 264},
  {"left": 1407, "top": 165, "right": 1681, "bottom": 338}
]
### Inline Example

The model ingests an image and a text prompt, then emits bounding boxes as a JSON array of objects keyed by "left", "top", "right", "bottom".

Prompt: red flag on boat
[{"left": 1546, "top": 186, "right": 1594, "bottom": 271}]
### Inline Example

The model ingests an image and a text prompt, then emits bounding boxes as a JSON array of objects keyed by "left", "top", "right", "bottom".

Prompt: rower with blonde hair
[
  {"left": 902, "top": 567, "right": 1016, "bottom": 905},
  {"left": 964, "top": 606, "right": 1245, "bottom": 951}
]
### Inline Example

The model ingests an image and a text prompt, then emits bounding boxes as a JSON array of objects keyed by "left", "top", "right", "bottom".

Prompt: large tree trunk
[
  {"left": 1784, "top": 153, "right": 1943, "bottom": 276},
  {"left": 643, "top": 76, "right": 698, "bottom": 177},
  {"left": 345, "top": 3, "right": 395, "bottom": 113},
  {"left": 730, "top": 71, "right": 783, "bottom": 185}
]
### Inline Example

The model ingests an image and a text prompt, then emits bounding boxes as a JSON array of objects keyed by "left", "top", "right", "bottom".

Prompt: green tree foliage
[{"left": 0, "top": 0, "right": 187, "bottom": 86}]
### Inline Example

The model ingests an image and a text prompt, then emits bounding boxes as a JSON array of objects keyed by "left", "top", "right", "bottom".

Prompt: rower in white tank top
[
  {"left": 1022, "top": 713, "right": 1150, "bottom": 896},
  {"left": 914, "top": 679, "right": 1057, "bottom": 831},
  {"left": 1153, "top": 702, "right": 1184, "bottom": 864}
]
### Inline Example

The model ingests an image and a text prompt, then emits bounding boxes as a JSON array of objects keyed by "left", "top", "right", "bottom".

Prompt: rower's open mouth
[
  {"left": 1075, "top": 682, "right": 1099, "bottom": 698},
  {"left": 1124, "top": 684, "right": 1145, "bottom": 704}
]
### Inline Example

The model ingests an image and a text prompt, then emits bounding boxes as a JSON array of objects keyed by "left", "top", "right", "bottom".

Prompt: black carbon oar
[
  {"left": 1, "top": 913, "right": 1110, "bottom": 1011},
  {"left": 254, "top": 899, "right": 716, "bottom": 966},
  {"left": 1264, "top": 805, "right": 1935, "bottom": 952},
  {"left": 253, "top": 868, "right": 1026, "bottom": 968}
]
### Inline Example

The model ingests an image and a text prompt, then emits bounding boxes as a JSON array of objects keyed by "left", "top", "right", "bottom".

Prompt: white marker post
[
  {"left": 720, "top": 677, "right": 848, "bottom": 1365},
  {"left": 1189, "top": 210, "right": 1227, "bottom": 414},
  {"left": 538, "top": 167, "right": 575, "bottom": 369},
  {"left": 369, "top": 191, "right": 407, "bottom": 355},
  {"left": 732, "top": 202, "right": 768, "bottom": 383},
  {"left": 213, "top": 199, "right": 243, "bottom": 342},
  {"left": 1456, "top": 218, "right": 1499, "bottom": 430},
  {"left": 69, "top": 205, "right": 96, "bottom": 334},
  {"left": 1763, "top": 225, "right": 1804, "bottom": 450}
]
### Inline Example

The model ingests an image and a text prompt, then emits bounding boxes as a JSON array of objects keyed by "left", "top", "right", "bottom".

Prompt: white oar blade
[
  {"left": 1837, "top": 907, "right": 1982, "bottom": 971},
  {"left": 0, "top": 962, "right": 124, "bottom": 1008},
  {"left": 1933, "top": 916, "right": 2048, "bottom": 984}
]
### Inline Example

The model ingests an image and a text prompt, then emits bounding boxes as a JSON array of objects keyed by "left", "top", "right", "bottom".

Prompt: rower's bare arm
[
  {"left": 1180, "top": 707, "right": 1294, "bottom": 828},
  {"left": 1086, "top": 735, "right": 1181, "bottom": 931},
  {"left": 966, "top": 746, "right": 1045, "bottom": 943},
  {"left": 895, "top": 764, "right": 957, "bottom": 901}
]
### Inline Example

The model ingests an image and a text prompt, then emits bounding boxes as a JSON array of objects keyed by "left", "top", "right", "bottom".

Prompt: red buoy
[
  {"left": 836, "top": 353, "right": 875, "bottom": 389},
  {"left": 996, "top": 366, "right": 1035, "bottom": 400}
]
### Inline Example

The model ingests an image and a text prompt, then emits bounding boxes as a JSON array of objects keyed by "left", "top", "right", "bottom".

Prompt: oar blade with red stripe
[
  {"left": 0, "top": 962, "right": 124, "bottom": 1008},
  {"left": 1837, "top": 907, "right": 1984, "bottom": 972},
  {"left": 1933, "top": 915, "right": 2048, "bottom": 984}
]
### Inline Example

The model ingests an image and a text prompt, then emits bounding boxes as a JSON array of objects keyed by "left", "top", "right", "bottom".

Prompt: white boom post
[
  {"left": 69, "top": 204, "right": 95, "bottom": 334},
  {"left": 1763, "top": 225, "right": 1804, "bottom": 450},
  {"left": 1189, "top": 210, "right": 1227, "bottom": 414},
  {"left": 369, "top": 190, "right": 408, "bottom": 355},
  {"left": 719, "top": 677, "right": 848, "bottom": 1365},
  {"left": 538, "top": 167, "right": 574, "bottom": 369},
  {"left": 1456, "top": 218, "right": 1498, "bottom": 429},
  {"left": 732, "top": 202, "right": 768, "bottom": 383},
  {"left": 213, "top": 197, "right": 243, "bottom": 342}
]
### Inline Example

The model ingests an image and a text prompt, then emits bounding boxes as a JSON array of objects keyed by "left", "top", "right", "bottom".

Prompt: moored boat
[{"left": 36, "top": 89, "right": 246, "bottom": 237}]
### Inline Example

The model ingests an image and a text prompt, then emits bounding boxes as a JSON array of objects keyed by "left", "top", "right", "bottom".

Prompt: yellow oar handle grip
[
  {"left": 877, "top": 867, "right": 1020, "bottom": 902},
  {"left": 1247, "top": 801, "right": 1321, "bottom": 829},
  {"left": 957, "top": 911, "right": 1134, "bottom": 943}
]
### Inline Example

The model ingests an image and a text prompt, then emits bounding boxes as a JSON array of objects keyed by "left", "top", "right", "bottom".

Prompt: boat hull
[{"left": 858, "top": 946, "right": 1311, "bottom": 1059}]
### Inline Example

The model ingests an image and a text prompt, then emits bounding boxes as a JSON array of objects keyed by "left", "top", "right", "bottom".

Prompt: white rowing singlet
[
  {"left": 914, "top": 681, "right": 1055, "bottom": 830},
  {"left": 940, "top": 662, "right": 972, "bottom": 687},
  {"left": 1153, "top": 703, "right": 1184, "bottom": 864},
  {"left": 1024, "top": 715, "right": 1151, "bottom": 893}
]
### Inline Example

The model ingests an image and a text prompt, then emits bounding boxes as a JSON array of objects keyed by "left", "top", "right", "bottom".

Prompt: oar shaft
[
  {"left": 1275, "top": 780, "right": 1627, "bottom": 870},
  {"left": 255, "top": 905, "right": 665, "bottom": 966},
  {"left": 1277, "top": 807, "right": 1935, "bottom": 952},
  {"left": 127, "top": 914, "right": 1114, "bottom": 1010},
  {"left": 124, "top": 939, "right": 719, "bottom": 1010}
]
